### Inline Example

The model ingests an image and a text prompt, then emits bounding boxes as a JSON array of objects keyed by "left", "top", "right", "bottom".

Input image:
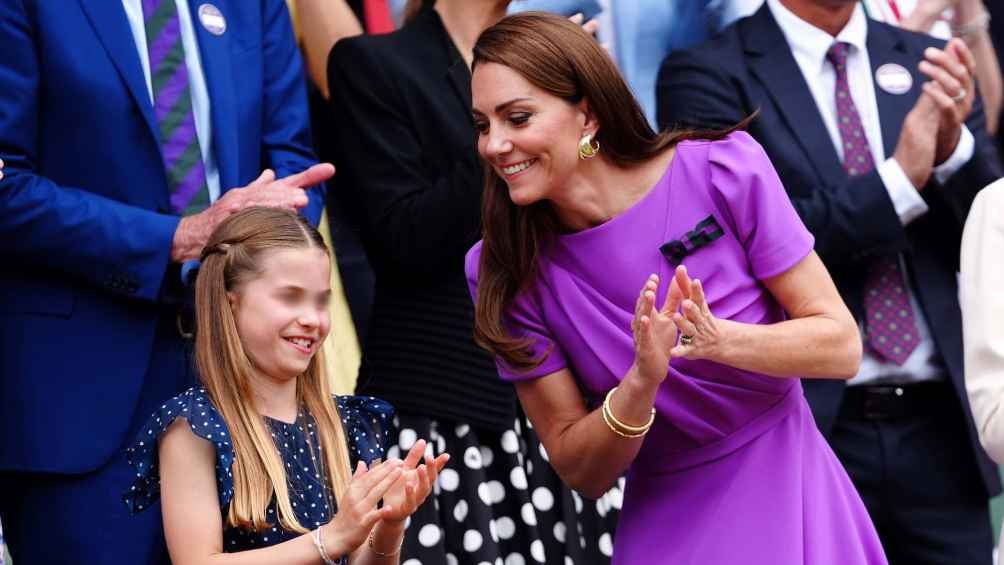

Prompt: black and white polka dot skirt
[{"left": 387, "top": 410, "right": 622, "bottom": 565}]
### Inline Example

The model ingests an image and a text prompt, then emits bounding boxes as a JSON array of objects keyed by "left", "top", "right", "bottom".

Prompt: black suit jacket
[
  {"left": 657, "top": 5, "right": 1003, "bottom": 496},
  {"left": 326, "top": 7, "right": 516, "bottom": 430}
]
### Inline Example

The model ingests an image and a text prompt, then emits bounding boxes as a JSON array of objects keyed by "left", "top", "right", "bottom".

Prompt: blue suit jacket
[
  {"left": 0, "top": 0, "right": 323, "bottom": 474},
  {"left": 657, "top": 5, "right": 1003, "bottom": 496}
]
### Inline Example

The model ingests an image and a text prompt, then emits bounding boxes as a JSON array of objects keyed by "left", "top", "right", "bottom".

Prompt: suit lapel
[
  {"left": 742, "top": 7, "right": 845, "bottom": 184},
  {"left": 867, "top": 22, "right": 918, "bottom": 158},
  {"left": 187, "top": 0, "right": 239, "bottom": 192},
  {"left": 78, "top": 0, "right": 160, "bottom": 147}
]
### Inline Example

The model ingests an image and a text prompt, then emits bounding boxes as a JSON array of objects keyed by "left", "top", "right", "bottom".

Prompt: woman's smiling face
[{"left": 472, "top": 61, "right": 590, "bottom": 206}]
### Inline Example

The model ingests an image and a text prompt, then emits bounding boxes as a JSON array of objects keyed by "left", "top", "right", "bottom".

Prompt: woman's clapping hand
[
  {"left": 631, "top": 266, "right": 726, "bottom": 380},
  {"left": 668, "top": 265, "right": 725, "bottom": 361},
  {"left": 631, "top": 273, "right": 681, "bottom": 382}
]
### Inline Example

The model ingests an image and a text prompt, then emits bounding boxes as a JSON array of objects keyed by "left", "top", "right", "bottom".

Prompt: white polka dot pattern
[{"left": 389, "top": 413, "right": 619, "bottom": 564}]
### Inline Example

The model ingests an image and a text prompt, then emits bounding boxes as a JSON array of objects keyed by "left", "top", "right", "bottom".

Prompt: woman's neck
[
  {"left": 249, "top": 372, "right": 299, "bottom": 424},
  {"left": 552, "top": 150, "right": 676, "bottom": 233},
  {"left": 435, "top": 0, "right": 508, "bottom": 66}
]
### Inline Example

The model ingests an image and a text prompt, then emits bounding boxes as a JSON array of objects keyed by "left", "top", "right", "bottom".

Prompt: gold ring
[{"left": 680, "top": 335, "right": 694, "bottom": 346}]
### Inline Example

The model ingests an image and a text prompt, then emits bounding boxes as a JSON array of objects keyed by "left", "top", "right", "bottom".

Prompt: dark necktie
[
  {"left": 827, "top": 42, "right": 919, "bottom": 365},
  {"left": 142, "top": 0, "right": 211, "bottom": 215}
]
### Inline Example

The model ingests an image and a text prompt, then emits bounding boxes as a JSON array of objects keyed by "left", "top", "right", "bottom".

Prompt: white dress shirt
[
  {"left": 767, "top": 0, "right": 976, "bottom": 384},
  {"left": 122, "top": 0, "right": 222, "bottom": 203}
]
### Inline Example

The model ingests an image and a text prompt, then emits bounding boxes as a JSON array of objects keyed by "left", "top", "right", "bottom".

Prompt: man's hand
[
  {"left": 568, "top": 12, "right": 599, "bottom": 37},
  {"left": 918, "top": 40, "right": 976, "bottom": 164},
  {"left": 893, "top": 89, "right": 941, "bottom": 189},
  {"left": 170, "top": 163, "right": 334, "bottom": 262}
]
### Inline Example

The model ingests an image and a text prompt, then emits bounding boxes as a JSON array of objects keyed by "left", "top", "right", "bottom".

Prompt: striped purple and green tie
[{"left": 142, "top": 0, "right": 211, "bottom": 215}]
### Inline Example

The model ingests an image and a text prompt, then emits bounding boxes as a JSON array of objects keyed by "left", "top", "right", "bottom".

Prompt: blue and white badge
[
  {"left": 875, "top": 63, "right": 913, "bottom": 95},
  {"left": 198, "top": 4, "right": 226, "bottom": 36}
]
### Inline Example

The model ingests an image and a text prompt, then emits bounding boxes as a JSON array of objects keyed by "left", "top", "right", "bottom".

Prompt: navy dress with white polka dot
[{"left": 123, "top": 387, "right": 394, "bottom": 560}]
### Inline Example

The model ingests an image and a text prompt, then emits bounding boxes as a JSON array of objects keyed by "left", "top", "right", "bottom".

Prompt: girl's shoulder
[
  {"left": 334, "top": 395, "right": 396, "bottom": 466},
  {"left": 123, "top": 387, "right": 235, "bottom": 514}
]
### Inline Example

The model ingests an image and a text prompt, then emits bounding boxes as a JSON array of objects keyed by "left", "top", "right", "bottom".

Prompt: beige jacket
[{"left": 962, "top": 178, "right": 1004, "bottom": 464}]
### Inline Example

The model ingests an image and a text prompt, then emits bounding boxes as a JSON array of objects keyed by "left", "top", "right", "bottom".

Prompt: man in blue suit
[
  {"left": 0, "top": 0, "right": 331, "bottom": 562},
  {"left": 657, "top": 1, "right": 1002, "bottom": 563}
]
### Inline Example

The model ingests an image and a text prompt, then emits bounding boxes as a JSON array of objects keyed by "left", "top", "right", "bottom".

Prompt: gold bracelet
[
  {"left": 605, "top": 388, "right": 655, "bottom": 432},
  {"left": 602, "top": 402, "right": 648, "bottom": 438},
  {"left": 601, "top": 388, "right": 654, "bottom": 438},
  {"left": 367, "top": 529, "right": 402, "bottom": 558}
]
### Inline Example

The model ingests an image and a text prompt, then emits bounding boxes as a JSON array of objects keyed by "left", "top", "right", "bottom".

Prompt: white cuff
[
  {"left": 878, "top": 158, "right": 930, "bottom": 226},
  {"left": 934, "top": 125, "right": 975, "bottom": 185}
]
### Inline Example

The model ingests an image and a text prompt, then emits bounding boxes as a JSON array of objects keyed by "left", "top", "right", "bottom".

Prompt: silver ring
[
  {"left": 679, "top": 334, "right": 694, "bottom": 346},
  {"left": 952, "top": 88, "right": 967, "bottom": 102}
]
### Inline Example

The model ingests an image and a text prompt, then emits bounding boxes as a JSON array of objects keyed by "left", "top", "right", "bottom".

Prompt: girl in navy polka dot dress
[{"left": 123, "top": 207, "right": 449, "bottom": 564}]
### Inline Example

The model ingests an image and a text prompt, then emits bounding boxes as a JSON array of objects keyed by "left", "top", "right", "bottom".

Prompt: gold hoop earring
[{"left": 578, "top": 134, "right": 600, "bottom": 160}]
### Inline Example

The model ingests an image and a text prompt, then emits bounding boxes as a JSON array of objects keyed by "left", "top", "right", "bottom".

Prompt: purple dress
[{"left": 465, "top": 132, "right": 886, "bottom": 564}]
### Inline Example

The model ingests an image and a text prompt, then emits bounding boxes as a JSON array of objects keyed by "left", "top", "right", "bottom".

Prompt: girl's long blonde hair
[{"left": 195, "top": 207, "right": 352, "bottom": 533}]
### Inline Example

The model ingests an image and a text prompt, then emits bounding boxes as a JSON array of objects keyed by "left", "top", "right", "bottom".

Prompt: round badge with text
[
  {"left": 875, "top": 63, "right": 913, "bottom": 95},
  {"left": 198, "top": 3, "right": 226, "bottom": 36}
]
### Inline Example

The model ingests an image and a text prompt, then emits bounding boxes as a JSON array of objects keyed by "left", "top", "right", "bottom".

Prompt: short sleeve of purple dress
[{"left": 466, "top": 132, "right": 886, "bottom": 564}]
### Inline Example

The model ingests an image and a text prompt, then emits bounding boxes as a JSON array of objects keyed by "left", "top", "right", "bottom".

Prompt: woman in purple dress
[{"left": 464, "top": 12, "right": 887, "bottom": 564}]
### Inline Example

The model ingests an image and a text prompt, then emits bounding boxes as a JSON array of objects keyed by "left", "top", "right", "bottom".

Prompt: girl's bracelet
[
  {"left": 311, "top": 528, "right": 338, "bottom": 565},
  {"left": 368, "top": 528, "right": 403, "bottom": 558}
]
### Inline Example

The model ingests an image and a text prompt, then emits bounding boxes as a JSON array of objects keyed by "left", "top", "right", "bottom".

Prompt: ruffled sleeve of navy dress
[{"left": 122, "top": 386, "right": 395, "bottom": 554}]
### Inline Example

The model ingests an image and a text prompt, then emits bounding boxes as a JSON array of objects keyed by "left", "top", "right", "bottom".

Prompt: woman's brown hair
[
  {"left": 195, "top": 207, "right": 352, "bottom": 533},
  {"left": 471, "top": 12, "right": 752, "bottom": 371}
]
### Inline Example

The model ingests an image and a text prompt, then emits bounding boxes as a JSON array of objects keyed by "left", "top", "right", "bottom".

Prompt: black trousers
[{"left": 830, "top": 382, "right": 994, "bottom": 565}]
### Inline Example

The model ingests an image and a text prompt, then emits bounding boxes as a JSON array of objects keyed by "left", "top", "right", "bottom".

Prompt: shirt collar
[{"left": 766, "top": 0, "right": 869, "bottom": 75}]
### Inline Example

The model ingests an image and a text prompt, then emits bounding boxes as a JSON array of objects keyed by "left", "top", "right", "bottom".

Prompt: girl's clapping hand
[
  {"left": 381, "top": 439, "right": 450, "bottom": 524},
  {"left": 321, "top": 458, "right": 404, "bottom": 555}
]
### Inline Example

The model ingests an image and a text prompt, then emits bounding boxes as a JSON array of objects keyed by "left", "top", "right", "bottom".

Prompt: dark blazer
[
  {"left": 0, "top": 0, "right": 323, "bottom": 474},
  {"left": 656, "top": 5, "right": 1003, "bottom": 496},
  {"left": 988, "top": 0, "right": 1004, "bottom": 156},
  {"left": 327, "top": 7, "right": 516, "bottom": 429}
]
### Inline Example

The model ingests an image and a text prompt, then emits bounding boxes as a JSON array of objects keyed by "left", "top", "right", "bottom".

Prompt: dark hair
[{"left": 471, "top": 12, "right": 753, "bottom": 371}]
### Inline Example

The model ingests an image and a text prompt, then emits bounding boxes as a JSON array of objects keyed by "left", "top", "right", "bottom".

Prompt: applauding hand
[
  {"left": 632, "top": 273, "right": 681, "bottom": 382},
  {"left": 319, "top": 458, "right": 404, "bottom": 557},
  {"left": 668, "top": 266, "right": 724, "bottom": 361},
  {"left": 381, "top": 439, "right": 450, "bottom": 524}
]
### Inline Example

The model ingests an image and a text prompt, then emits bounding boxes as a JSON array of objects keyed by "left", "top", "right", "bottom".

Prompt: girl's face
[
  {"left": 472, "top": 62, "right": 591, "bottom": 206},
  {"left": 229, "top": 247, "right": 331, "bottom": 382}
]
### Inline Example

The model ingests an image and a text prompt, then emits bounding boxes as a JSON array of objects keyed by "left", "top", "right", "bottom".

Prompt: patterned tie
[
  {"left": 142, "top": 0, "right": 211, "bottom": 215},
  {"left": 827, "top": 42, "right": 919, "bottom": 365}
]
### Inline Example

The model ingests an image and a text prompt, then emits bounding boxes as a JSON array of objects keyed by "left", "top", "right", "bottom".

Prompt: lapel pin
[
  {"left": 875, "top": 63, "right": 912, "bottom": 95},
  {"left": 198, "top": 3, "right": 227, "bottom": 36}
]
